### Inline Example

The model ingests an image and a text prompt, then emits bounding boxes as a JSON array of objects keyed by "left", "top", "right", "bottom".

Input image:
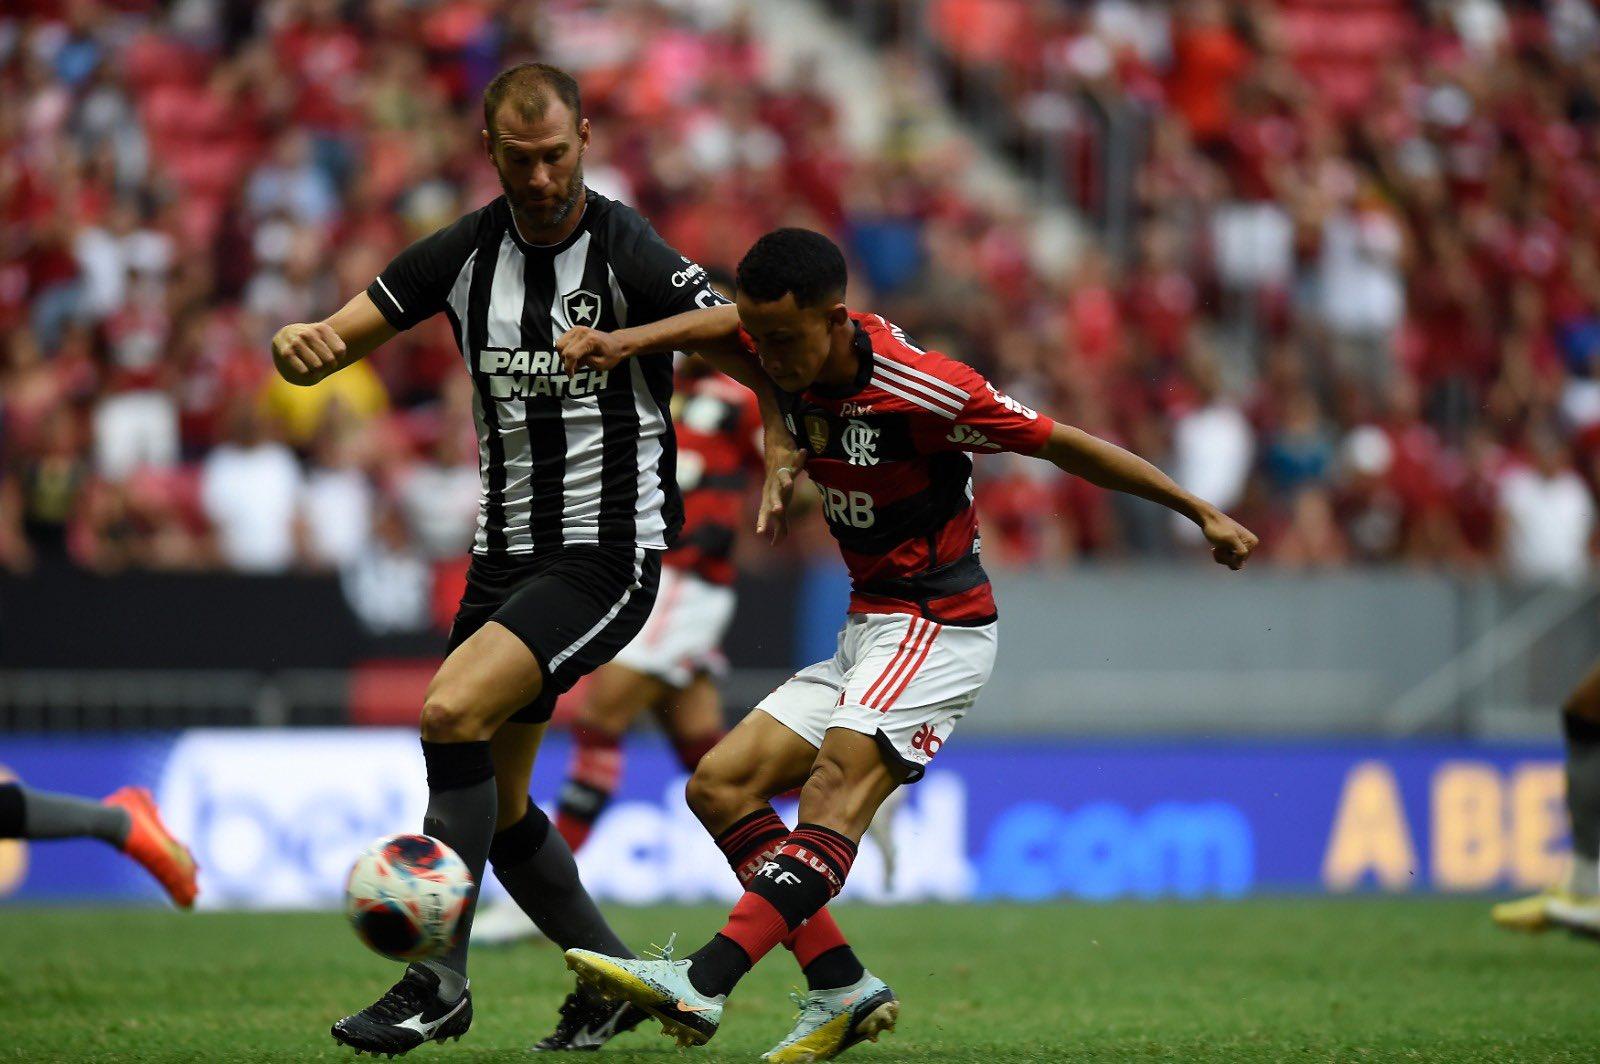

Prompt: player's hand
[
  {"left": 272, "top": 321, "right": 345, "bottom": 382},
  {"left": 757, "top": 442, "right": 805, "bottom": 545},
  {"left": 558, "top": 327, "right": 627, "bottom": 375},
  {"left": 1200, "top": 509, "right": 1258, "bottom": 571}
]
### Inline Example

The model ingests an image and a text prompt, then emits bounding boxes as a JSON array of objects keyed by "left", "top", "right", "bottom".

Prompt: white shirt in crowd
[
  {"left": 1499, "top": 466, "right": 1595, "bottom": 585},
  {"left": 1170, "top": 401, "right": 1254, "bottom": 541},
  {"left": 300, "top": 467, "right": 374, "bottom": 569},
  {"left": 200, "top": 442, "right": 303, "bottom": 572}
]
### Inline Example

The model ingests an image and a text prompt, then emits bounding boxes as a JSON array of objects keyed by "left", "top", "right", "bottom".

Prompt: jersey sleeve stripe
[
  {"left": 873, "top": 355, "right": 969, "bottom": 401},
  {"left": 871, "top": 376, "right": 961, "bottom": 419},
  {"left": 374, "top": 275, "right": 405, "bottom": 314},
  {"left": 872, "top": 362, "right": 966, "bottom": 413}
]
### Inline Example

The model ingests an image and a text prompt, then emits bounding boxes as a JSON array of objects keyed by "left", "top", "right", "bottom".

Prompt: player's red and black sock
[
  {"left": 712, "top": 808, "right": 863, "bottom": 990},
  {"left": 689, "top": 823, "right": 858, "bottom": 998},
  {"left": 555, "top": 725, "right": 623, "bottom": 851}
]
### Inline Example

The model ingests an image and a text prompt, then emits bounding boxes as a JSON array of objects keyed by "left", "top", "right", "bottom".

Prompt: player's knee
[
  {"left": 419, "top": 690, "right": 488, "bottom": 742},
  {"left": 685, "top": 759, "right": 746, "bottom": 823}
]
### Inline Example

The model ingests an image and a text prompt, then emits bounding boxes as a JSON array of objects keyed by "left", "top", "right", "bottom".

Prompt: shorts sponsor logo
[{"left": 910, "top": 722, "right": 943, "bottom": 757}]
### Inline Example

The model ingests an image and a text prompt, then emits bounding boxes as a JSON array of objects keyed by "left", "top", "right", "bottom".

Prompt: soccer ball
[{"left": 345, "top": 834, "right": 475, "bottom": 962}]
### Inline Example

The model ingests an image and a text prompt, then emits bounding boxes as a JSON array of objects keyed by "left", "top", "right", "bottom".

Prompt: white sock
[
  {"left": 421, "top": 960, "right": 468, "bottom": 1002},
  {"left": 1566, "top": 855, "right": 1599, "bottom": 897}
]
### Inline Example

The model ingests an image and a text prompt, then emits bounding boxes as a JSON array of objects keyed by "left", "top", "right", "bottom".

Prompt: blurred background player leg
[
  {"left": 1493, "top": 659, "right": 1600, "bottom": 937},
  {"left": 0, "top": 782, "right": 197, "bottom": 908}
]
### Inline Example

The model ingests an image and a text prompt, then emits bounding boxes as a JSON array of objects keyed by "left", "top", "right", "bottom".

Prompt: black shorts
[{"left": 447, "top": 547, "right": 663, "bottom": 724}]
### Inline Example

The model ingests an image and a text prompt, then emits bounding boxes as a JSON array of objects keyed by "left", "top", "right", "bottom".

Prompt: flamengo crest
[{"left": 842, "top": 419, "right": 880, "bottom": 466}]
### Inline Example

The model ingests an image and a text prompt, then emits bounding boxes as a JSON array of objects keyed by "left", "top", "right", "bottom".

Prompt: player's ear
[
  {"left": 827, "top": 302, "right": 850, "bottom": 327},
  {"left": 481, "top": 129, "right": 494, "bottom": 161},
  {"left": 577, "top": 117, "right": 591, "bottom": 154}
]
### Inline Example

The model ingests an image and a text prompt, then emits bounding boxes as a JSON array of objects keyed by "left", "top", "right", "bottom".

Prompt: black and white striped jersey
[{"left": 367, "top": 191, "right": 725, "bottom": 555}]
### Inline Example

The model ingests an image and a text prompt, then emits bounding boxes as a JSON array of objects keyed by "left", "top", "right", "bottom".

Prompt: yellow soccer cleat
[
  {"left": 763, "top": 972, "right": 899, "bottom": 1062},
  {"left": 1492, "top": 889, "right": 1600, "bottom": 938},
  {"left": 564, "top": 936, "right": 723, "bottom": 1048}
]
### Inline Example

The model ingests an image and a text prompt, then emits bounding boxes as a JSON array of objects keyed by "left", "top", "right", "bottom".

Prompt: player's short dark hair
[
  {"left": 736, "top": 228, "right": 847, "bottom": 308},
  {"left": 483, "top": 63, "right": 582, "bottom": 136}
]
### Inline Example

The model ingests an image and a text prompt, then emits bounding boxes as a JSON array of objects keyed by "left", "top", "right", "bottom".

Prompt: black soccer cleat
[
  {"left": 331, "top": 965, "right": 472, "bottom": 1057},
  {"left": 531, "top": 986, "right": 647, "bottom": 1051}
]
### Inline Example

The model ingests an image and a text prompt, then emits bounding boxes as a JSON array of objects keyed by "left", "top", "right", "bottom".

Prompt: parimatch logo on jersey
[{"left": 479, "top": 347, "right": 611, "bottom": 399}]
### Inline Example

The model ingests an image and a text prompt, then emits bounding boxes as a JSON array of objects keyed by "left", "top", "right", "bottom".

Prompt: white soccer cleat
[{"left": 470, "top": 898, "right": 543, "bottom": 947}]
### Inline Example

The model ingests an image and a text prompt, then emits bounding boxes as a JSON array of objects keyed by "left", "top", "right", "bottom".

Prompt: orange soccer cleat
[{"left": 103, "top": 786, "right": 198, "bottom": 909}]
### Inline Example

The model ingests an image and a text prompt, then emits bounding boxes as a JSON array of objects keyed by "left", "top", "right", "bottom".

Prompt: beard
[{"left": 504, "top": 160, "right": 585, "bottom": 233}]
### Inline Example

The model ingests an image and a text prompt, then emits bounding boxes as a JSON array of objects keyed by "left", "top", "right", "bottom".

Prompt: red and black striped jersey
[
  {"left": 667, "top": 368, "right": 764, "bottom": 586},
  {"left": 752, "top": 312, "right": 1055, "bottom": 625}
]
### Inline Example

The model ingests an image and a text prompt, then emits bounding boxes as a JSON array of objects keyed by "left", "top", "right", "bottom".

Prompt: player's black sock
[
  {"left": 418, "top": 739, "right": 497, "bottom": 1000},
  {"left": 489, "top": 803, "right": 634, "bottom": 958},
  {"left": 687, "top": 934, "right": 753, "bottom": 998},
  {"left": 803, "top": 945, "right": 866, "bottom": 992},
  {"left": 0, "top": 784, "right": 21, "bottom": 838},
  {"left": 1564, "top": 712, "right": 1600, "bottom": 892},
  {"left": 0, "top": 782, "right": 130, "bottom": 844}
]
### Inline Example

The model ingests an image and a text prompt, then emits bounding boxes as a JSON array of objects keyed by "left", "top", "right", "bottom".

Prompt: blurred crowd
[{"left": 4, "top": 0, "right": 1600, "bottom": 593}]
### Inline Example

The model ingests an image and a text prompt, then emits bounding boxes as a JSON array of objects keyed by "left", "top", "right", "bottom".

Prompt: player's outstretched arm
[
  {"left": 271, "top": 291, "right": 398, "bottom": 387},
  {"left": 557, "top": 303, "right": 741, "bottom": 374},
  {"left": 557, "top": 305, "right": 803, "bottom": 542},
  {"left": 1034, "top": 424, "right": 1259, "bottom": 570}
]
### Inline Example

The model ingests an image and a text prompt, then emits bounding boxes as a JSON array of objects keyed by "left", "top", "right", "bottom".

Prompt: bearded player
[
  {"left": 556, "top": 228, "right": 1259, "bottom": 1061},
  {"left": 473, "top": 284, "right": 765, "bottom": 949}
]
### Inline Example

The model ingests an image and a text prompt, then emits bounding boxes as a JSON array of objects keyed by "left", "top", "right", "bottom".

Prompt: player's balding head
[
  {"left": 482, "top": 62, "right": 582, "bottom": 137},
  {"left": 736, "top": 229, "right": 847, "bottom": 309}
]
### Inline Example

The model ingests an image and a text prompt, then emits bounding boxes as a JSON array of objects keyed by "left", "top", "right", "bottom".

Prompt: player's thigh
[
  {"left": 687, "top": 708, "right": 820, "bottom": 826},
  {"left": 654, "top": 673, "right": 724, "bottom": 741},
  {"left": 488, "top": 546, "right": 662, "bottom": 730},
  {"left": 490, "top": 721, "right": 548, "bottom": 824},
  {"left": 582, "top": 661, "right": 673, "bottom": 735},
  {"left": 424, "top": 620, "right": 547, "bottom": 740},
  {"left": 798, "top": 726, "right": 903, "bottom": 842}
]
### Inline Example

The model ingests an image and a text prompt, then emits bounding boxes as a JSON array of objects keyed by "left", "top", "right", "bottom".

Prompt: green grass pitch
[{"left": 2, "top": 899, "right": 1596, "bottom": 1062}]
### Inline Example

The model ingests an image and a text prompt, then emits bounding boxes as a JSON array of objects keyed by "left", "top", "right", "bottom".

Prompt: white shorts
[
  {"left": 757, "top": 612, "right": 997, "bottom": 782},
  {"left": 611, "top": 565, "right": 737, "bottom": 689}
]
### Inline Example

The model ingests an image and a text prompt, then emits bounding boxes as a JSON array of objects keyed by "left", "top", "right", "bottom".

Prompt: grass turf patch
[{"left": 1, "top": 899, "right": 1595, "bottom": 1062}]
